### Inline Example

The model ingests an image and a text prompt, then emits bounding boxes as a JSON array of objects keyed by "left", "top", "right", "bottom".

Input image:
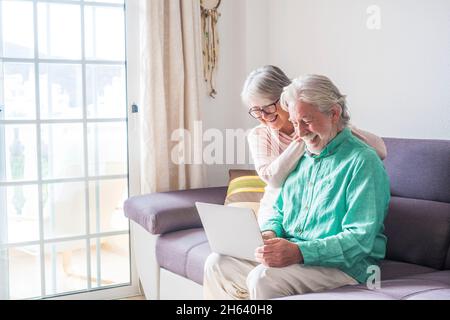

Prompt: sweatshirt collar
[{"left": 305, "top": 127, "right": 351, "bottom": 159}]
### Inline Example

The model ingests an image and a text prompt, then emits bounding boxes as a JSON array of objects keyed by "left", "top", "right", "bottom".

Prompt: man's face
[{"left": 289, "top": 100, "right": 340, "bottom": 154}]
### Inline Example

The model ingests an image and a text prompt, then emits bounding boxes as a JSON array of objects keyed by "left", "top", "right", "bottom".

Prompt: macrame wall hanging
[{"left": 200, "top": 0, "right": 221, "bottom": 98}]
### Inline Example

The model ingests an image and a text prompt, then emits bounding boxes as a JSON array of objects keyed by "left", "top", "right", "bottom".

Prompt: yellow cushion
[{"left": 224, "top": 169, "right": 266, "bottom": 217}]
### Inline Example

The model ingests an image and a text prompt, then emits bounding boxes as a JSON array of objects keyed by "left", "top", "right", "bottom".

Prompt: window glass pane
[
  {"left": 0, "top": 62, "right": 2, "bottom": 117},
  {"left": 85, "top": 6, "right": 125, "bottom": 61},
  {"left": 38, "top": 3, "right": 81, "bottom": 60},
  {"left": 88, "top": 0, "right": 124, "bottom": 4},
  {"left": 2, "top": 184, "right": 39, "bottom": 243},
  {"left": 89, "top": 178, "right": 127, "bottom": 233},
  {"left": 41, "top": 123, "right": 84, "bottom": 180},
  {"left": 2, "top": 63, "right": 36, "bottom": 120},
  {"left": 39, "top": 63, "right": 83, "bottom": 119},
  {"left": 90, "top": 234, "right": 130, "bottom": 289},
  {"left": 88, "top": 122, "right": 127, "bottom": 176},
  {"left": 1, "top": 124, "right": 37, "bottom": 182},
  {"left": 7, "top": 246, "right": 41, "bottom": 299},
  {"left": 1, "top": 0, "right": 34, "bottom": 59},
  {"left": 86, "top": 64, "right": 126, "bottom": 119},
  {"left": 43, "top": 181, "right": 85, "bottom": 239},
  {"left": 44, "top": 240, "right": 88, "bottom": 295}
]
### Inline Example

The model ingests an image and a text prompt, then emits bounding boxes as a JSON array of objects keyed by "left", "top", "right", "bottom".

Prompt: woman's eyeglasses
[{"left": 248, "top": 98, "right": 280, "bottom": 119}]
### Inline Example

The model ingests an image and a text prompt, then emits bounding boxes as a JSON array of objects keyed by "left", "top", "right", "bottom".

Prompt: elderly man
[{"left": 203, "top": 75, "right": 390, "bottom": 300}]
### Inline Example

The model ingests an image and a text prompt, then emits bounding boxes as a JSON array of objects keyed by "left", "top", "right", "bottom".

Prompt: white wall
[
  {"left": 267, "top": 0, "right": 450, "bottom": 140},
  {"left": 202, "top": 0, "right": 287, "bottom": 187},
  {"left": 202, "top": 0, "right": 450, "bottom": 186},
  {"left": 201, "top": 0, "right": 253, "bottom": 187}
]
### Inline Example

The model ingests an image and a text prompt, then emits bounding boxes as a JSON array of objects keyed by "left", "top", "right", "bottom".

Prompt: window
[{"left": 0, "top": 0, "right": 137, "bottom": 299}]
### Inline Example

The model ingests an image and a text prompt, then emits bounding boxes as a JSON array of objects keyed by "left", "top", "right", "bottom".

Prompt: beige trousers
[{"left": 203, "top": 253, "right": 358, "bottom": 300}]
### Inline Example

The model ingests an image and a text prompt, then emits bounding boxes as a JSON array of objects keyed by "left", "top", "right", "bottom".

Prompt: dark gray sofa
[{"left": 124, "top": 138, "right": 450, "bottom": 299}]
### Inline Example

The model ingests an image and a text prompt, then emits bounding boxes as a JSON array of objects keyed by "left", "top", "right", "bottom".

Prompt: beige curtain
[{"left": 139, "top": 0, "right": 206, "bottom": 193}]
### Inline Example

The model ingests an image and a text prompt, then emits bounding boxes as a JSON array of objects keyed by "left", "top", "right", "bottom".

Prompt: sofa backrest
[
  {"left": 445, "top": 248, "right": 450, "bottom": 270},
  {"left": 382, "top": 138, "right": 450, "bottom": 270},
  {"left": 383, "top": 138, "right": 450, "bottom": 203},
  {"left": 384, "top": 196, "right": 450, "bottom": 270},
  {"left": 446, "top": 247, "right": 450, "bottom": 270}
]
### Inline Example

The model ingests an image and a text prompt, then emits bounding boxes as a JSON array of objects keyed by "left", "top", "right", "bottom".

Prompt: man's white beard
[{"left": 301, "top": 133, "right": 317, "bottom": 144}]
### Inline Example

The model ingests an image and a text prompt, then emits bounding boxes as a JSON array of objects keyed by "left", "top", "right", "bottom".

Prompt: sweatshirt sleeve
[
  {"left": 260, "top": 189, "right": 285, "bottom": 238},
  {"left": 350, "top": 125, "right": 387, "bottom": 160},
  {"left": 247, "top": 127, "right": 305, "bottom": 188}
]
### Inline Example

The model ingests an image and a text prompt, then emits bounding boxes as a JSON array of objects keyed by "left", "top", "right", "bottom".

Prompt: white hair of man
[
  {"left": 280, "top": 74, "right": 350, "bottom": 127},
  {"left": 241, "top": 65, "right": 292, "bottom": 105}
]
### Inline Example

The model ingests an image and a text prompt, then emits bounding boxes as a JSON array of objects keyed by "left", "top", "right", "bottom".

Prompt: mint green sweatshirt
[{"left": 261, "top": 128, "right": 390, "bottom": 283}]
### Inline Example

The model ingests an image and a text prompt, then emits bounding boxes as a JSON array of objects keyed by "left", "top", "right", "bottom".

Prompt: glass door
[{"left": 0, "top": 0, "right": 137, "bottom": 299}]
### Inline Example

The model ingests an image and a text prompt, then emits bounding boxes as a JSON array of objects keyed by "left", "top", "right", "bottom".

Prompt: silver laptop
[{"left": 195, "top": 202, "right": 264, "bottom": 262}]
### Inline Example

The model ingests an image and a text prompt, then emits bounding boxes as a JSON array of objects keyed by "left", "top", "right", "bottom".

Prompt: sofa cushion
[
  {"left": 156, "top": 227, "right": 441, "bottom": 287},
  {"left": 354, "top": 270, "right": 450, "bottom": 300},
  {"left": 278, "top": 287, "right": 395, "bottom": 300},
  {"left": 383, "top": 138, "right": 450, "bottom": 203},
  {"left": 368, "top": 277, "right": 450, "bottom": 300},
  {"left": 224, "top": 169, "right": 266, "bottom": 216},
  {"left": 405, "top": 288, "right": 450, "bottom": 300},
  {"left": 186, "top": 242, "right": 212, "bottom": 284},
  {"left": 402, "top": 270, "right": 450, "bottom": 285},
  {"left": 156, "top": 228, "right": 208, "bottom": 283},
  {"left": 285, "top": 271, "right": 450, "bottom": 300},
  {"left": 384, "top": 196, "right": 450, "bottom": 269},
  {"left": 380, "top": 260, "right": 436, "bottom": 280}
]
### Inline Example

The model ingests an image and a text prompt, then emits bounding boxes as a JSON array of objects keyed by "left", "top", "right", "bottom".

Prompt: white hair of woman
[
  {"left": 241, "top": 65, "right": 291, "bottom": 105},
  {"left": 280, "top": 74, "right": 350, "bottom": 127}
]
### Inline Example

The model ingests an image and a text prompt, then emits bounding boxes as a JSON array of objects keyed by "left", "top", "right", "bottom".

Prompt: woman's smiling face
[{"left": 248, "top": 97, "right": 290, "bottom": 131}]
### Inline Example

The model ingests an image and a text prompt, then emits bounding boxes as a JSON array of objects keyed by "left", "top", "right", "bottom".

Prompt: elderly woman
[{"left": 242, "top": 65, "right": 387, "bottom": 227}]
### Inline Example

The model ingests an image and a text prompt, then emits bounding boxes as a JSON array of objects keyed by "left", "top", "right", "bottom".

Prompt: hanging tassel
[{"left": 201, "top": 0, "right": 221, "bottom": 98}]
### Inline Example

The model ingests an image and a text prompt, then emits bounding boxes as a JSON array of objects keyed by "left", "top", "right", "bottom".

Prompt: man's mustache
[{"left": 300, "top": 133, "right": 317, "bottom": 142}]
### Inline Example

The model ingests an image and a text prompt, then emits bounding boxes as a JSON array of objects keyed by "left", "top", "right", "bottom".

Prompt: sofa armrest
[{"left": 124, "top": 186, "right": 227, "bottom": 235}]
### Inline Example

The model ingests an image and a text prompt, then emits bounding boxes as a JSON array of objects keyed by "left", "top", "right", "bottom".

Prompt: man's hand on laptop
[{"left": 255, "top": 238, "right": 304, "bottom": 267}]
